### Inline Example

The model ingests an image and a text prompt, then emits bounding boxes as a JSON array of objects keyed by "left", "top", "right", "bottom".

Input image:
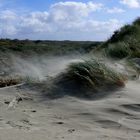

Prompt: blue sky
[{"left": 0, "top": 0, "right": 140, "bottom": 40}]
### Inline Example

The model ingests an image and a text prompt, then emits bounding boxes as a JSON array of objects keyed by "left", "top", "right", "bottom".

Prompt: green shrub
[
  {"left": 105, "top": 42, "right": 130, "bottom": 59},
  {"left": 133, "top": 17, "right": 140, "bottom": 25},
  {"left": 99, "top": 18, "right": 140, "bottom": 59},
  {"left": 107, "top": 24, "right": 138, "bottom": 44}
]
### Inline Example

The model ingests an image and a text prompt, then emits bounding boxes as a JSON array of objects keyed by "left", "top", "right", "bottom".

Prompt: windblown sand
[{"left": 0, "top": 80, "right": 140, "bottom": 140}]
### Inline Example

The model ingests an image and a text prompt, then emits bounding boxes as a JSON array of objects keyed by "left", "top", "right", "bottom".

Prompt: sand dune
[
  {"left": 0, "top": 80, "right": 140, "bottom": 140},
  {"left": 0, "top": 56, "right": 140, "bottom": 140}
]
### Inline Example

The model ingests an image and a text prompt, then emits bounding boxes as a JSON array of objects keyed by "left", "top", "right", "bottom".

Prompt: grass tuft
[
  {"left": 0, "top": 76, "right": 22, "bottom": 88},
  {"left": 65, "top": 59, "right": 127, "bottom": 92}
]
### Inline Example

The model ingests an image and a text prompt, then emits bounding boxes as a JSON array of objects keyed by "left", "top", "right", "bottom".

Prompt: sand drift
[{"left": 0, "top": 55, "right": 139, "bottom": 99}]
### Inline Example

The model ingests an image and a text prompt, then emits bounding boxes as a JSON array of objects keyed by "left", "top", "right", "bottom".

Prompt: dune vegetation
[
  {"left": 0, "top": 39, "right": 101, "bottom": 56},
  {"left": 65, "top": 59, "right": 126, "bottom": 89},
  {"left": 99, "top": 18, "right": 140, "bottom": 59}
]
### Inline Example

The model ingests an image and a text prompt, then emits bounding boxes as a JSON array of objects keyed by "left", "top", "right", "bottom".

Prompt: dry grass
[{"left": 0, "top": 76, "right": 22, "bottom": 88}]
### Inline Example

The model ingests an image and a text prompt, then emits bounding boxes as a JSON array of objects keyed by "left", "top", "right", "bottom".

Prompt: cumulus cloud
[
  {"left": 0, "top": 1, "right": 123, "bottom": 40},
  {"left": 0, "top": 10, "right": 17, "bottom": 20},
  {"left": 120, "top": 0, "right": 140, "bottom": 8},
  {"left": 49, "top": 1, "right": 103, "bottom": 22},
  {"left": 0, "top": 25, "right": 17, "bottom": 36},
  {"left": 106, "top": 7, "right": 125, "bottom": 13},
  {"left": 0, "top": 10, "right": 17, "bottom": 36},
  {"left": 19, "top": 12, "right": 51, "bottom": 33}
]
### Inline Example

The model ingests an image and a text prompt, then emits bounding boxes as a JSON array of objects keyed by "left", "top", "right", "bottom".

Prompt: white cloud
[
  {"left": 49, "top": 1, "right": 103, "bottom": 22},
  {"left": 87, "top": 19, "right": 122, "bottom": 32},
  {"left": 120, "top": 0, "right": 140, "bottom": 8},
  {"left": 1, "top": 25, "right": 17, "bottom": 35},
  {"left": 0, "top": 10, "right": 17, "bottom": 36},
  {"left": 106, "top": 7, "right": 125, "bottom": 13},
  {"left": 0, "top": 10, "right": 17, "bottom": 20},
  {"left": 19, "top": 11, "right": 51, "bottom": 33},
  {"left": 0, "top": 1, "right": 123, "bottom": 40}
]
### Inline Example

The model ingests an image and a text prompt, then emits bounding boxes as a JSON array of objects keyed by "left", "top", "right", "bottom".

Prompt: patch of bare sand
[{"left": 0, "top": 80, "right": 140, "bottom": 140}]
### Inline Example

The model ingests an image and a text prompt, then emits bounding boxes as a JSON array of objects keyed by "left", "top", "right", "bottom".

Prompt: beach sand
[{"left": 0, "top": 80, "right": 140, "bottom": 140}]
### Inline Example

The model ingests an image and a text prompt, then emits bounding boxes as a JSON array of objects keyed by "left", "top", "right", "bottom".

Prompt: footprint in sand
[
  {"left": 68, "top": 129, "right": 75, "bottom": 133},
  {"left": 6, "top": 119, "right": 32, "bottom": 130}
]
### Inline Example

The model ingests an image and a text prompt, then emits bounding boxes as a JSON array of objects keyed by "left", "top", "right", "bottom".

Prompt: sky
[{"left": 0, "top": 0, "right": 140, "bottom": 41}]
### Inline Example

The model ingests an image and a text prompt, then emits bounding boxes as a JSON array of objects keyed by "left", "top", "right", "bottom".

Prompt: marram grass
[{"left": 65, "top": 59, "right": 127, "bottom": 91}]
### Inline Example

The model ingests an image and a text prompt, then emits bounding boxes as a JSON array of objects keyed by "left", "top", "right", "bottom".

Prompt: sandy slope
[{"left": 0, "top": 80, "right": 140, "bottom": 140}]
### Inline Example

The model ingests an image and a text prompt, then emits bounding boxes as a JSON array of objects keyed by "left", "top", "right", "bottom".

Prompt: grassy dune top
[{"left": 98, "top": 18, "right": 140, "bottom": 59}]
